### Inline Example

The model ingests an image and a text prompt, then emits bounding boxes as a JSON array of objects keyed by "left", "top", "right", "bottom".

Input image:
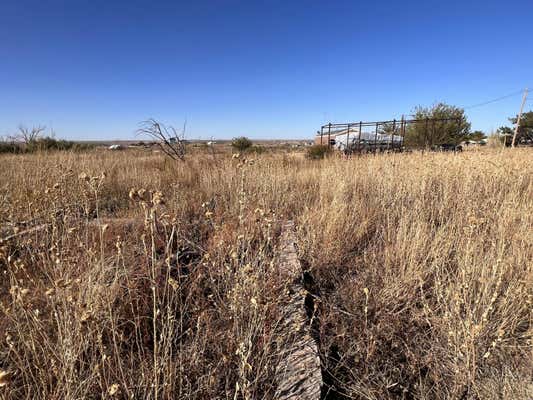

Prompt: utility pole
[{"left": 511, "top": 88, "right": 528, "bottom": 148}]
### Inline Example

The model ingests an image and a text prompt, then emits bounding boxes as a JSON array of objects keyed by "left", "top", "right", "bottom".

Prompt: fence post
[
  {"left": 374, "top": 122, "right": 379, "bottom": 154},
  {"left": 346, "top": 124, "right": 350, "bottom": 154},
  {"left": 389, "top": 119, "right": 396, "bottom": 151},
  {"left": 400, "top": 115, "right": 405, "bottom": 151},
  {"left": 358, "top": 121, "right": 362, "bottom": 153}
]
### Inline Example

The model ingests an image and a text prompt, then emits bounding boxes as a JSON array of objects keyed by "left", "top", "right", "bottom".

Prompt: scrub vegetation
[{"left": 0, "top": 147, "right": 531, "bottom": 399}]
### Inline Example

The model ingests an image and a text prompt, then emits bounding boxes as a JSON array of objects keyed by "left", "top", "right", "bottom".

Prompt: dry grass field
[{"left": 0, "top": 148, "right": 531, "bottom": 399}]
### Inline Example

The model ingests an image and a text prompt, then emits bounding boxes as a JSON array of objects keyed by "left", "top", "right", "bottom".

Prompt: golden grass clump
[{"left": 0, "top": 147, "right": 531, "bottom": 399}]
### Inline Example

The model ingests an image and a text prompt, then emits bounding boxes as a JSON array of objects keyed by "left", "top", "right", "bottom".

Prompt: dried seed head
[
  {"left": 79, "top": 311, "right": 91, "bottom": 323},
  {"left": 78, "top": 172, "right": 90, "bottom": 182},
  {"left": 9, "top": 285, "right": 29, "bottom": 301},
  {"left": 128, "top": 188, "right": 138, "bottom": 200},
  {"left": 137, "top": 189, "right": 148, "bottom": 201},
  {"left": 108, "top": 383, "right": 120, "bottom": 396},
  {"left": 168, "top": 277, "right": 179, "bottom": 290},
  {"left": 152, "top": 191, "right": 164, "bottom": 205},
  {"left": 0, "top": 370, "right": 9, "bottom": 387}
]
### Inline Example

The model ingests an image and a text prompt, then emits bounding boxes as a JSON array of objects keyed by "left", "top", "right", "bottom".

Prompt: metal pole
[
  {"left": 327, "top": 123, "right": 332, "bottom": 149},
  {"left": 346, "top": 124, "right": 350, "bottom": 154},
  {"left": 512, "top": 88, "right": 528, "bottom": 148},
  {"left": 320, "top": 126, "right": 323, "bottom": 145},
  {"left": 400, "top": 115, "right": 405, "bottom": 151},
  {"left": 374, "top": 122, "right": 379, "bottom": 153},
  {"left": 389, "top": 119, "right": 396, "bottom": 151},
  {"left": 358, "top": 121, "right": 362, "bottom": 153}
]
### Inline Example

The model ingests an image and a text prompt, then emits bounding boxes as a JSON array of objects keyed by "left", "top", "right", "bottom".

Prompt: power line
[{"left": 463, "top": 89, "right": 524, "bottom": 110}]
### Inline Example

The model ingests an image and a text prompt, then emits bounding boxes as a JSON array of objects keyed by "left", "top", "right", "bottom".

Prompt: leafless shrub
[
  {"left": 12, "top": 124, "right": 47, "bottom": 144},
  {"left": 138, "top": 119, "right": 186, "bottom": 162}
]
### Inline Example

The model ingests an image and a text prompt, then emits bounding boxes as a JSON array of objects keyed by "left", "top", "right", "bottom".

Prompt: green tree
[
  {"left": 497, "top": 126, "right": 514, "bottom": 146},
  {"left": 509, "top": 110, "right": 533, "bottom": 145},
  {"left": 231, "top": 136, "right": 253, "bottom": 152},
  {"left": 405, "top": 103, "right": 471, "bottom": 148},
  {"left": 466, "top": 130, "right": 487, "bottom": 142}
]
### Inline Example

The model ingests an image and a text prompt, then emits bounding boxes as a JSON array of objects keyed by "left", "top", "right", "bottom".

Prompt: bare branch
[
  {"left": 137, "top": 119, "right": 186, "bottom": 162},
  {"left": 15, "top": 125, "right": 46, "bottom": 144}
]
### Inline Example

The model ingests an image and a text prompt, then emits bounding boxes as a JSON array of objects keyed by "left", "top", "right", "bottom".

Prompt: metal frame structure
[{"left": 318, "top": 117, "right": 463, "bottom": 153}]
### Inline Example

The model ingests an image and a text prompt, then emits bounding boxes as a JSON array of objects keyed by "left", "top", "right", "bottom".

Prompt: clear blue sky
[{"left": 1, "top": 0, "right": 532, "bottom": 140}]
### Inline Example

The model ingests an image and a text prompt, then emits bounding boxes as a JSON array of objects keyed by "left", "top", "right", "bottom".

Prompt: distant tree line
[{"left": 0, "top": 125, "right": 94, "bottom": 154}]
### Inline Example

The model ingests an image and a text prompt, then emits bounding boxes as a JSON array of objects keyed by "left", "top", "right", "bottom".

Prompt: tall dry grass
[{"left": 0, "top": 148, "right": 531, "bottom": 399}]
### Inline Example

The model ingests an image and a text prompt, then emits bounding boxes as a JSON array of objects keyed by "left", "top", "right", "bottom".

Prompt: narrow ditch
[{"left": 301, "top": 261, "right": 348, "bottom": 400}]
